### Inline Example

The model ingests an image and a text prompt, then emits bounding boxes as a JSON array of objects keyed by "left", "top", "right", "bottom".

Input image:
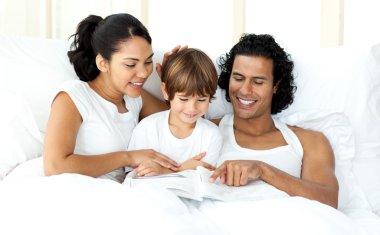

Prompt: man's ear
[
  {"left": 96, "top": 54, "right": 109, "bottom": 72},
  {"left": 161, "top": 82, "right": 169, "bottom": 100},
  {"left": 273, "top": 80, "right": 281, "bottom": 94}
]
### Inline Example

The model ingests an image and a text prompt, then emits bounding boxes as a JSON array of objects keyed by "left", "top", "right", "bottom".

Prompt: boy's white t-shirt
[
  {"left": 127, "top": 110, "right": 222, "bottom": 172},
  {"left": 57, "top": 80, "right": 142, "bottom": 182}
]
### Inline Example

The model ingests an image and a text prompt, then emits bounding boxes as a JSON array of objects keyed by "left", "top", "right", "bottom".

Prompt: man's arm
[{"left": 210, "top": 130, "right": 339, "bottom": 208}]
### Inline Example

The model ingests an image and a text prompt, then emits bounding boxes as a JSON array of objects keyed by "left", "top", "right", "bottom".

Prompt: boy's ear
[
  {"left": 161, "top": 82, "right": 169, "bottom": 100},
  {"left": 96, "top": 54, "right": 109, "bottom": 72}
]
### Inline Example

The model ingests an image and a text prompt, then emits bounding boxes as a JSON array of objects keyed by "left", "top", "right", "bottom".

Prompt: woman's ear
[
  {"left": 96, "top": 54, "right": 109, "bottom": 72},
  {"left": 161, "top": 82, "right": 169, "bottom": 100}
]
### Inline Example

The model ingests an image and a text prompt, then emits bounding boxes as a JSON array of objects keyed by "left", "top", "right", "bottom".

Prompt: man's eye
[{"left": 233, "top": 76, "right": 243, "bottom": 81}]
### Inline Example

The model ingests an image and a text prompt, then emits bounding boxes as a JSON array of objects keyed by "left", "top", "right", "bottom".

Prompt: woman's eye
[
  {"left": 145, "top": 61, "right": 153, "bottom": 65},
  {"left": 125, "top": 64, "right": 136, "bottom": 68}
]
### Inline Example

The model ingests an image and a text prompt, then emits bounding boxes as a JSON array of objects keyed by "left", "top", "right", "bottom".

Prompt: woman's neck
[{"left": 88, "top": 77, "right": 126, "bottom": 112}]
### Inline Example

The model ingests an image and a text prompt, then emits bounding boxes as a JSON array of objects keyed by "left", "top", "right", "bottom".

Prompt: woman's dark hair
[
  {"left": 218, "top": 34, "right": 296, "bottom": 114},
  {"left": 67, "top": 13, "right": 151, "bottom": 82}
]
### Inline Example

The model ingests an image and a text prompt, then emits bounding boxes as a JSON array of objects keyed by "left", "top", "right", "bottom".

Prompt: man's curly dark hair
[{"left": 218, "top": 34, "right": 296, "bottom": 114}]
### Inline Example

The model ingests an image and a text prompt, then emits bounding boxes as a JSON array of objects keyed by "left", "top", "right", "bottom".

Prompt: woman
[{"left": 43, "top": 13, "right": 180, "bottom": 182}]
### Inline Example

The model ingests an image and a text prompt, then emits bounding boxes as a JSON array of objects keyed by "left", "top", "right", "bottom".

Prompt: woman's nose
[{"left": 137, "top": 65, "right": 149, "bottom": 78}]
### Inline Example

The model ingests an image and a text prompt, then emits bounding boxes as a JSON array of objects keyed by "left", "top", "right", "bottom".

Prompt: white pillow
[
  {"left": 287, "top": 43, "right": 380, "bottom": 161},
  {"left": 0, "top": 90, "right": 43, "bottom": 180},
  {"left": 0, "top": 35, "right": 77, "bottom": 135}
]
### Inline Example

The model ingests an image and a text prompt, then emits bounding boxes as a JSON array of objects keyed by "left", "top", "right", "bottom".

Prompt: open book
[{"left": 122, "top": 167, "right": 288, "bottom": 202}]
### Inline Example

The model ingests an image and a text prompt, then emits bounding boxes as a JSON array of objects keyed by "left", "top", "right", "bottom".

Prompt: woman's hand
[
  {"left": 156, "top": 45, "right": 188, "bottom": 77},
  {"left": 179, "top": 152, "right": 215, "bottom": 171},
  {"left": 209, "top": 160, "right": 262, "bottom": 186},
  {"left": 126, "top": 149, "right": 180, "bottom": 172},
  {"left": 135, "top": 160, "right": 173, "bottom": 176}
]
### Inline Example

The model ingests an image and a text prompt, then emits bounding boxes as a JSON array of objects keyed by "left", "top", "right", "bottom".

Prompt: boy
[{"left": 126, "top": 48, "right": 222, "bottom": 176}]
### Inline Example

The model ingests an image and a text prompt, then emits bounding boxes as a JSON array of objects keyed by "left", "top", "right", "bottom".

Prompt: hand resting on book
[{"left": 123, "top": 167, "right": 288, "bottom": 202}]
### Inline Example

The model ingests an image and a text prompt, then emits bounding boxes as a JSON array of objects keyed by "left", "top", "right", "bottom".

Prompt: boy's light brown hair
[{"left": 161, "top": 48, "right": 218, "bottom": 101}]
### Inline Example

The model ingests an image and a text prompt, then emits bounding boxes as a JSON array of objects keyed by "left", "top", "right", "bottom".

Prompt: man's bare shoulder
[{"left": 287, "top": 125, "right": 329, "bottom": 147}]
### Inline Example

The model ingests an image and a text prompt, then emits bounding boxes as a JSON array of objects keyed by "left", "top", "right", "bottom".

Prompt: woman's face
[{"left": 107, "top": 36, "right": 154, "bottom": 98}]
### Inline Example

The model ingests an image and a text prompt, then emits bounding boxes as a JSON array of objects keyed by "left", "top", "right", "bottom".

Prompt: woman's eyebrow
[{"left": 123, "top": 53, "right": 154, "bottom": 61}]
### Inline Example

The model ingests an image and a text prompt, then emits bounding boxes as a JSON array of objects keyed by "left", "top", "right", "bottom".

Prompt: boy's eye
[
  {"left": 198, "top": 98, "right": 207, "bottom": 102},
  {"left": 179, "top": 98, "right": 188, "bottom": 101}
]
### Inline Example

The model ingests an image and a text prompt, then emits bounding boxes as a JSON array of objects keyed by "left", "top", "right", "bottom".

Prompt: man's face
[{"left": 228, "top": 55, "right": 276, "bottom": 120}]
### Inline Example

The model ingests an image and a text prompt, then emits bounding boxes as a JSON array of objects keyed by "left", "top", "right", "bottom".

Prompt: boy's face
[{"left": 169, "top": 93, "right": 210, "bottom": 125}]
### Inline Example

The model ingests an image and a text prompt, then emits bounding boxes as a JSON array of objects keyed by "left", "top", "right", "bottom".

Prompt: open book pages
[{"left": 122, "top": 167, "right": 289, "bottom": 202}]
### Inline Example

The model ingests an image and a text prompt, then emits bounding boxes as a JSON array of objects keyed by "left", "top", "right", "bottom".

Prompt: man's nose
[{"left": 240, "top": 80, "right": 253, "bottom": 94}]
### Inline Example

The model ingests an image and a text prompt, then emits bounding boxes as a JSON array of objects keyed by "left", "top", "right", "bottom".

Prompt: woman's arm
[
  {"left": 43, "top": 92, "right": 177, "bottom": 177},
  {"left": 139, "top": 89, "right": 168, "bottom": 120}
]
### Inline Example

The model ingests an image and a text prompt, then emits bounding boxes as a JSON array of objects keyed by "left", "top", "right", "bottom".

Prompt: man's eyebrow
[
  {"left": 232, "top": 72, "right": 267, "bottom": 80},
  {"left": 123, "top": 53, "right": 154, "bottom": 61},
  {"left": 231, "top": 72, "right": 244, "bottom": 77}
]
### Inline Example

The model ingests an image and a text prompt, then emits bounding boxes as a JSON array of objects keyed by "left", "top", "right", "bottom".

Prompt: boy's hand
[{"left": 180, "top": 152, "right": 215, "bottom": 171}]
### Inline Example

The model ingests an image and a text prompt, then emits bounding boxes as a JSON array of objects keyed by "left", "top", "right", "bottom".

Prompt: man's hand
[{"left": 209, "top": 160, "right": 262, "bottom": 186}]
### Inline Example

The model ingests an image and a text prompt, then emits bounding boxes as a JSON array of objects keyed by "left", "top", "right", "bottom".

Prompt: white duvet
[{"left": 0, "top": 159, "right": 367, "bottom": 235}]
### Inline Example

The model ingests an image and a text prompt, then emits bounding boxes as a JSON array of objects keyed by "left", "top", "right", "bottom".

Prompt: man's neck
[{"left": 233, "top": 114, "right": 276, "bottom": 137}]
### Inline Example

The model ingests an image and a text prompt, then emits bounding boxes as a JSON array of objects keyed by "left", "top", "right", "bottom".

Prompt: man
[{"left": 209, "top": 34, "right": 339, "bottom": 208}]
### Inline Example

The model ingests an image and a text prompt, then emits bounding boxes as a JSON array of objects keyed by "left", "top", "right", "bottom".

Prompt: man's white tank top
[{"left": 218, "top": 114, "right": 303, "bottom": 177}]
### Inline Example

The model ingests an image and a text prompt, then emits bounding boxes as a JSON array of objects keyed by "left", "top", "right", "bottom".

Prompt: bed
[{"left": 0, "top": 35, "right": 379, "bottom": 235}]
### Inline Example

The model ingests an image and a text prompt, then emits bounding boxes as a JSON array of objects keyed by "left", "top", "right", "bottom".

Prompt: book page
[
  {"left": 122, "top": 168, "right": 289, "bottom": 202},
  {"left": 123, "top": 170, "right": 204, "bottom": 201}
]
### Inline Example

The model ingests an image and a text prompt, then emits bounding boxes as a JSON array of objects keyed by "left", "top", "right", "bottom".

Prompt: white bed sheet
[{"left": 1, "top": 158, "right": 377, "bottom": 235}]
